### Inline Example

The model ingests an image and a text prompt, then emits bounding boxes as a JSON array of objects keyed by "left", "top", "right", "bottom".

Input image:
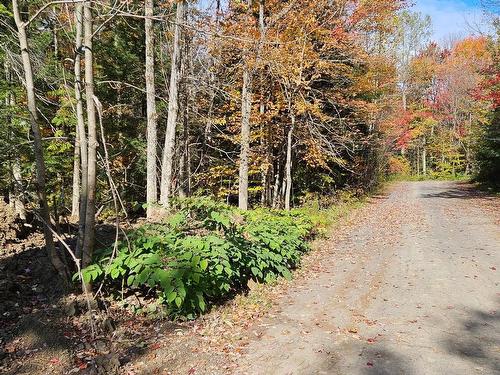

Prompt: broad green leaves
[{"left": 80, "top": 198, "right": 313, "bottom": 317}]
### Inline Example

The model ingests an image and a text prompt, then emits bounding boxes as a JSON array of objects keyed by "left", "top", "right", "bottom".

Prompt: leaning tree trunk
[
  {"left": 160, "top": 0, "right": 185, "bottom": 207},
  {"left": 82, "top": 0, "right": 97, "bottom": 273},
  {"left": 12, "top": 0, "right": 67, "bottom": 282},
  {"left": 74, "top": 2, "right": 88, "bottom": 257},
  {"left": 145, "top": 0, "right": 158, "bottom": 219},
  {"left": 284, "top": 115, "right": 295, "bottom": 211}
]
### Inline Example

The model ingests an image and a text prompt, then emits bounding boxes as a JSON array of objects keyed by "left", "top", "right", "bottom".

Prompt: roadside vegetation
[{"left": 82, "top": 191, "right": 364, "bottom": 318}]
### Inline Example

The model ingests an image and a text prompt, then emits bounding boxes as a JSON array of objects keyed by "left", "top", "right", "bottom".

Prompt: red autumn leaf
[{"left": 150, "top": 342, "right": 161, "bottom": 350}]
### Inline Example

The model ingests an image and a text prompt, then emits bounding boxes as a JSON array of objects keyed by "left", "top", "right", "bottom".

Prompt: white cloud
[{"left": 413, "top": 0, "right": 490, "bottom": 44}]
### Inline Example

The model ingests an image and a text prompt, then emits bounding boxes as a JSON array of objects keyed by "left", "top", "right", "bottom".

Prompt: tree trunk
[
  {"left": 416, "top": 146, "right": 420, "bottom": 176},
  {"left": 238, "top": 68, "right": 252, "bottom": 210},
  {"left": 5, "top": 59, "right": 26, "bottom": 220},
  {"left": 71, "top": 125, "right": 80, "bottom": 219},
  {"left": 145, "top": 0, "right": 158, "bottom": 219},
  {"left": 160, "top": 0, "right": 185, "bottom": 207},
  {"left": 12, "top": 158, "right": 27, "bottom": 221},
  {"left": 179, "top": 72, "right": 190, "bottom": 198},
  {"left": 238, "top": 0, "right": 256, "bottom": 210},
  {"left": 402, "top": 89, "right": 407, "bottom": 112},
  {"left": 258, "top": 0, "right": 268, "bottom": 206},
  {"left": 74, "top": 2, "right": 88, "bottom": 258},
  {"left": 12, "top": 0, "right": 67, "bottom": 282},
  {"left": 422, "top": 143, "right": 427, "bottom": 176},
  {"left": 271, "top": 162, "right": 280, "bottom": 209},
  {"left": 179, "top": 7, "right": 191, "bottom": 198},
  {"left": 284, "top": 115, "right": 294, "bottom": 211},
  {"left": 82, "top": 1, "right": 97, "bottom": 273}
]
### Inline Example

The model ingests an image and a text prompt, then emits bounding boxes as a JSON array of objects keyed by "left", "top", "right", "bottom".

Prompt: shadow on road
[
  {"left": 420, "top": 182, "right": 496, "bottom": 200},
  {"left": 359, "top": 346, "right": 415, "bottom": 375},
  {"left": 313, "top": 342, "right": 415, "bottom": 375},
  {"left": 441, "top": 301, "right": 500, "bottom": 374}
]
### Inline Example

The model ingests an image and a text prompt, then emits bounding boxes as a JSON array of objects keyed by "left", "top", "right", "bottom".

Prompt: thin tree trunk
[
  {"left": 238, "top": 68, "right": 252, "bottom": 210},
  {"left": 284, "top": 115, "right": 294, "bottom": 211},
  {"left": 82, "top": 0, "right": 97, "bottom": 273},
  {"left": 5, "top": 59, "right": 26, "bottom": 220},
  {"left": 160, "top": 0, "right": 185, "bottom": 207},
  {"left": 71, "top": 125, "right": 80, "bottom": 219},
  {"left": 271, "top": 162, "right": 280, "bottom": 209},
  {"left": 12, "top": 158, "right": 27, "bottom": 221},
  {"left": 258, "top": 0, "right": 267, "bottom": 206},
  {"left": 75, "top": 2, "right": 88, "bottom": 258},
  {"left": 422, "top": 138, "right": 427, "bottom": 176},
  {"left": 179, "top": 76, "right": 190, "bottom": 197},
  {"left": 238, "top": 0, "right": 256, "bottom": 210},
  {"left": 416, "top": 146, "right": 420, "bottom": 176},
  {"left": 179, "top": 7, "right": 191, "bottom": 198},
  {"left": 145, "top": 0, "right": 158, "bottom": 218},
  {"left": 12, "top": 0, "right": 67, "bottom": 282}
]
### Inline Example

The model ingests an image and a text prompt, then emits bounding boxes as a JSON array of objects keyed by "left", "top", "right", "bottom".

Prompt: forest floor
[{"left": 0, "top": 181, "right": 499, "bottom": 375}]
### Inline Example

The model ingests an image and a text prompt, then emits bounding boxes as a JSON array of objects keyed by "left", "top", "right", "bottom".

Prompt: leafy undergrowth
[
  {"left": 82, "top": 198, "right": 314, "bottom": 318},
  {"left": 386, "top": 173, "right": 471, "bottom": 182}
]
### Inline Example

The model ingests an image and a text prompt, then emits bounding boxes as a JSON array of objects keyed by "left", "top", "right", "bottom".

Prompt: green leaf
[
  {"left": 110, "top": 267, "right": 120, "bottom": 279},
  {"left": 196, "top": 292, "right": 206, "bottom": 312},
  {"left": 127, "top": 274, "right": 135, "bottom": 286},
  {"left": 191, "top": 255, "right": 201, "bottom": 266},
  {"left": 144, "top": 253, "right": 160, "bottom": 265},
  {"left": 200, "top": 259, "right": 208, "bottom": 271},
  {"left": 192, "top": 272, "right": 200, "bottom": 283},
  {"left": 282, "top": 268, "right": 292, "bottom": 281},
  {"left": 0, "top": 5, "right": 13, "bottom": 17},
  {"left": 177, "top": 283, "right": 187, "bottom": 298},
  {"left": 175, "top": 297, "right": 183, "bottom": 308},
  {"left": 167, "top": 291, "right": 177, "bottom": 303}
]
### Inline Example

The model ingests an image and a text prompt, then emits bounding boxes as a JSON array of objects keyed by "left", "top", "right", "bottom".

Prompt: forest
[{"left": 0, "top": 0, "right": 499, "bottom": 374}]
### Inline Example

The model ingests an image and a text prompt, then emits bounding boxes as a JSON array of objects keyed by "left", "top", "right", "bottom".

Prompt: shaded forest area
[{"left": 0, "top": 0, "right": 498, "bottom": 374}]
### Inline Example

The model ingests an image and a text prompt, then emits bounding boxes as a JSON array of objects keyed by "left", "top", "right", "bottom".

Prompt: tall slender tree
[
  {"left": 238, "top": 0, "right": 254, "bottom": 210},
  {"left": 145, "top": 0, "right": 158, "bottom": 218},
  {"left": 11, "top": 0, "right": 67, "bottom": 281},
  {"left": 82, "top": 0, "right": 97, "bottom": 272},
  {"left": 160, "top": 0, "right": 185, "bottom": 207},
  {"left": 74, "top": 2, "right": 88, "bottom": 258}
]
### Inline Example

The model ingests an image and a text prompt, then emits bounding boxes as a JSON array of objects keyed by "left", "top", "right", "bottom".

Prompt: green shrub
[{"left": 80, "top": 198, "right": 313, "bottom": 318}]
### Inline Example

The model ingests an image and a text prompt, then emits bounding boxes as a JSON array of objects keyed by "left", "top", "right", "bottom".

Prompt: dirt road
[{"left": 237, "top": 181, "right": 499, "bottom": 375}]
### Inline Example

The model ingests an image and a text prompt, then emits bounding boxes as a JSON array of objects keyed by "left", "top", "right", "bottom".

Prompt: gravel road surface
[{"left": 239, "top": 181, "right": 500, "bottom": 375}]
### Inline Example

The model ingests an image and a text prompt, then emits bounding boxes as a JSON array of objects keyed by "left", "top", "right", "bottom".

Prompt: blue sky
[{"left": 413, "top": 0, "right": 491, "bottom": 43}]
